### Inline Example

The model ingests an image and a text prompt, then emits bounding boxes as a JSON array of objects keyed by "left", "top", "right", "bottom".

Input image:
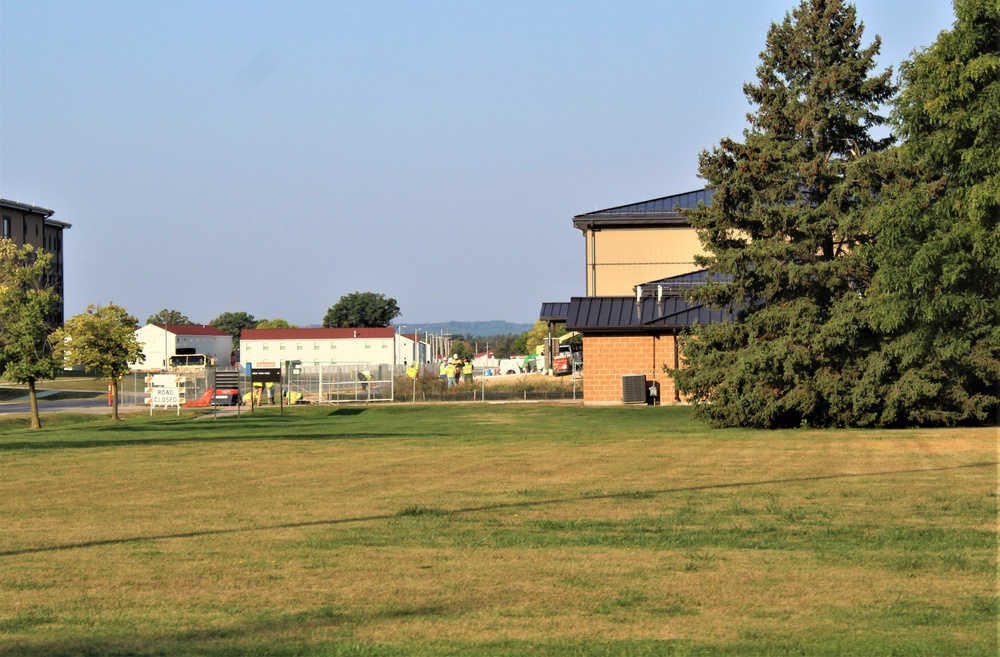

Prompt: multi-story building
[
  {"left": 572, "top": 188, "right": 712, "bottom": 296},
  {"left": 131, "top": 324, "right": 235, "bottom": 372},
  {"left": 1, "top": 199, "right": 72, "bottom": 324},
  {"left": 543, "top": 188, "right": 732, "bottom": 405},
  {"left": 240, "top": 328, "right": 424, "bottom": 372}
]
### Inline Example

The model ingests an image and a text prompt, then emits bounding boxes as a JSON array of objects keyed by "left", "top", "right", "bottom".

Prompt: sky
[{"left": 1, "top": 0, "right": 957, "bottom": 328}]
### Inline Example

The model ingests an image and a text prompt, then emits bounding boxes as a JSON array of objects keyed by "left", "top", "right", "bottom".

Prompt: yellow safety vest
[
  {"left": 439, "top": 362, "right": 447, "bottom": 375},
  {"left": 463, "top": 362, "right": 473, "bottom": 375},
  {"left": 446, "top": 363, "right": 456, "bottom": 377}
]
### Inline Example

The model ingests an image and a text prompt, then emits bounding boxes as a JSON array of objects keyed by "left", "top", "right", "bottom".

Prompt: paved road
[
  {"left": 0, "top": 398, "right": 133, "bottom": 415},
  {"left": 0, "top": 389, "right": 146, "bottom": 415}
]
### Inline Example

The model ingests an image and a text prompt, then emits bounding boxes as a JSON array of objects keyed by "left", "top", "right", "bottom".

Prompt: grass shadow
[
  {"left": 2, "top": 461, "right": 993, "bottom": 558},
  {"left": 0, "top": 602, "right": 452, "bottom": 657}
]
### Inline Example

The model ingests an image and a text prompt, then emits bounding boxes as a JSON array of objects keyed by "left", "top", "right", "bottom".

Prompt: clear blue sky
[{"left": 1, "top": 0, "right": 956, "bottom": 327}]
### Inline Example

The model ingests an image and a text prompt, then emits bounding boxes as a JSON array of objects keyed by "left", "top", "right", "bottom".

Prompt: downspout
[
  {"left": 673, "top": 328, "right": 680, "bottom": 402},
  {"left": 590, "top": 222, "right": 597, "bottom": 297}
]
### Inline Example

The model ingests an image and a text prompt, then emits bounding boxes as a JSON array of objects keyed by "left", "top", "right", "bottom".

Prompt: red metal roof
[
  {"left": 156, "top": 324, "right": 230, "bottom": 337},
  {"left": 241, "top": 327, "right": 395, "bottom": 340}
]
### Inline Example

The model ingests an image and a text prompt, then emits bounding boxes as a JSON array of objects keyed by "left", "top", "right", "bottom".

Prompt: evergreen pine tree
[
  {"left": 672, "top": 0, "right": 895, "bottom": 427},
  {"left": 857, "top": 0, "right": 1000, "bottom": 425}
]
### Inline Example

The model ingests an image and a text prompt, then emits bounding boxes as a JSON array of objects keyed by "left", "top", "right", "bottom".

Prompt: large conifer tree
[
  {"left": 672, "top": 0, "right": 895, "bottom": 427},
  {"left": 857, "top": 0, "right": 999, "bottom": 425}
]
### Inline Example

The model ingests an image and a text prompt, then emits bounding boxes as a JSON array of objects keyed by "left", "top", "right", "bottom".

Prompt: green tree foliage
[
  {"left": 858, "top": 0, "right": 1000, "bottom": 425},
  {"left": 524, "top": 320, "right": 567, "bottom": 355},
  {"left": 511, "top": 331, "right": 529, "bottom": 357},
  {"left": 672, "top": 0, "right": 896, "bottom": 428},
  {"left": 256, "top": 318, "right": 297, "bottom": 329},
  {"left": 210, "top": 311, "right": 257, "bottom": 347},
  {"left": 489, "top": 334, "right": 518, "bottom": 359},
  {"left": 448, "top": 340, "right": 474, "bottom": 361},
  {"left": 146, "top": 309, "right": 192, "bottom": 326},
  {"left": 51, "top": 304, "right": 144, "bottom": 421},
  {"left": 0, "top": 242, "right": 62, "bottom": 429},
  {"left": 323, "top": 292, "right": 400, "bottom": 328}
]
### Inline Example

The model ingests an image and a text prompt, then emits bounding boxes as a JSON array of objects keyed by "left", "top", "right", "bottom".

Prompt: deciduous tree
[
  {"left": 0, "top": 242, "right": 62, "bottom": 429},
  {"left": 672, "top": 0, "right": 896, "bottom": 427},
  {"left": 51, "top": 304, "right": 144, "bottom": 421},
  {"left": 210, "top": 311, "right": 257, "bottom": 347},
  {"left": 256, "top": 318, "right": 297, "bottom": 329},
  {"left": 146, "top": 309, "right": 192, "bottom": 325},
  {"left": 524, "top": 320, "right": 567, "bottom": 356},
  {"left": 323, "top": 292, "right": 400, "bottom": 328}
]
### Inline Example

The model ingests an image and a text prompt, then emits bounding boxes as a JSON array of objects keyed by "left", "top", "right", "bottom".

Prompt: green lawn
[{"left": 1, "top": 404, "right": 996, "bottom": 656}]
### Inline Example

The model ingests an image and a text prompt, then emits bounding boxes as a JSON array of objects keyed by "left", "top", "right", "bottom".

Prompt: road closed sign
[
  {"left": 151, "top": 386, "right": 180, "bottom": 405},
  {"left": 146, "top": 374, "right": 185, "bottom": 414}
]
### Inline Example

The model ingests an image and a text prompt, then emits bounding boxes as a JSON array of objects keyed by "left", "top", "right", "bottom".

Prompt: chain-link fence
[{"left": 120, "top": 365, "right": 583, "bottom": 407}]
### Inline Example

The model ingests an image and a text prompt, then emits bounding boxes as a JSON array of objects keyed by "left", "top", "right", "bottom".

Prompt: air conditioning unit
[{"left": 622, "top": 374, "right": 647, "bottom": 404}]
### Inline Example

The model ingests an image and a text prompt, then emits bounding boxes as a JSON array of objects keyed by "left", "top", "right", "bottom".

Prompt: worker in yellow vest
[
  {"left": 462, "top": 358, "right": 473, "bottom": 384},
  {"left": 446, "top": 359, "right": 457, "bottom": 388},
  {"left": 439, "top": 360, "right": 447, "bottom": 383}
]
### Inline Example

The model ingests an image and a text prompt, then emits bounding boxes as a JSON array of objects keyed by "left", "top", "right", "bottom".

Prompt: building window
[
  {"left": 296, "top": 342, "right": 303, "bottom": 350},
  {"left": 1, "top": 216, "right": 9, "bottom": 239},
  {"left": 246, "top": 345, "right": 253, "bottom": 351},
  {"left": 263, "top": 344, "right": 269, "bottom": 351},
  {"left": 314, "top": 342, "right": 320, "bottom": 350},
  {"left": 279, "top": 343, "right": 286, "bottom": 351},
  {"left": 365, "top": 342, "right": 371, "bottom": 349}
]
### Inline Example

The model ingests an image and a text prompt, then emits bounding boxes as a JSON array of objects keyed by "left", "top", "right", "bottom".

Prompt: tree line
[
  {"left": 670, "top": 0, "right": 998, "bottom": 428},
  {"left": 3, "top": 0, "right": 995, "bottom": 430}
]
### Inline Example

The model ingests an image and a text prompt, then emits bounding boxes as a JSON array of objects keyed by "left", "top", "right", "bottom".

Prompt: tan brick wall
[{"left": 582, "top": 332, "right": 683, "bottom": 404}]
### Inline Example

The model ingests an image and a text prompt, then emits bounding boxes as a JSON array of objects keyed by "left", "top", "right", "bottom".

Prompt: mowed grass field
[{"left": 0, "top": 404, "right": 996, "bottom": 656}]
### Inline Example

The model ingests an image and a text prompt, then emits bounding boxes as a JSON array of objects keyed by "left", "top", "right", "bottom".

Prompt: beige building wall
[{"left": 583, "top": 226, "right": 705, "bottom": 296}]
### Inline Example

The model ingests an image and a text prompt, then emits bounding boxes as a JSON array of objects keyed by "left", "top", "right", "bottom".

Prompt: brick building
[
  {"left": 542, "top": 190, "right": 731, "bottom": 405},
  {"left": 542, "top": 270, "right": 732, "bottom": 405}
]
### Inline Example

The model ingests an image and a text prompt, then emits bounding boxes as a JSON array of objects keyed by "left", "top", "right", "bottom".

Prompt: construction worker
[
  {"left": 462, "top": 358, "right": 473, "bottom": 384},
  {"left": 439, "top": 360, "right": 447, "bottom": 383},
  {"left": 446, "top": 358, "right": 457, "bottom": 388}
]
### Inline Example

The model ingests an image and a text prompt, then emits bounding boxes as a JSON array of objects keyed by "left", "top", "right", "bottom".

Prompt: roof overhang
[
  {"left": 0, "top": 199, "right": 72, "bottom": 229},
  {"left": 572, "top": 213, "right": 688, "bottom": 233}
]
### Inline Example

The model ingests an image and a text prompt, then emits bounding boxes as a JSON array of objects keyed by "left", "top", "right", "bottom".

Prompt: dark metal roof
[
  {"left": 539, "top": 270, "right": 735, "bottom": 330},
  {"left": 564, "top": 295, "right": 733, "bottom": 332},
  {"left": 636, "top": 269, "right": 732, "bottom": 294},
  {"left": 578, "top": 188, "right": 714, "bottom": 217},
  {"left": 539, "top": 302, "right": 570, "bottom": 322},
  {"left": 571, "top": 188, "right": 713, "bottom": 232}
]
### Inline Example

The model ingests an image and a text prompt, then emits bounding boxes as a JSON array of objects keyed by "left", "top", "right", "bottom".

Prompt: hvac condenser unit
[{"left": 622, "top": 374, "right": 647, "bottom": 404}]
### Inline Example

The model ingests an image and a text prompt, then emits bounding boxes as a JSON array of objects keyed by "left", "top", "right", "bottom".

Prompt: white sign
[
  {"left": 146, "top": 374, "right": 185, "bottom": 414},
  {"left": 150, "top": 387, "right": 180, "bottom": 406}
]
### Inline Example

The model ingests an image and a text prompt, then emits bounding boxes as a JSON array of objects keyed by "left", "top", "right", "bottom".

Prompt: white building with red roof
[
  {"left": 240, "top": 327, "right": 422, "bottom": 371},
  {"left": 131, "top": 324, "right": 234, "bottom": 371}
]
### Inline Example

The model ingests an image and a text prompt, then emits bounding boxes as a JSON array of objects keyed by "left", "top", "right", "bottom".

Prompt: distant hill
[{"left": 408, "top": 321, "right": 533, "bottom": 337}]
